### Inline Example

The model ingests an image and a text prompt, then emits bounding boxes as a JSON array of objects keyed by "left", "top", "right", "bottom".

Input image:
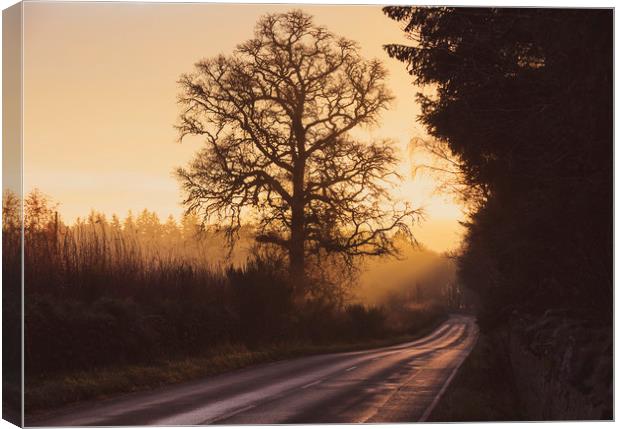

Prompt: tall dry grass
[{"left": 3, "top": 190, "right": 452, "bottom": 381}]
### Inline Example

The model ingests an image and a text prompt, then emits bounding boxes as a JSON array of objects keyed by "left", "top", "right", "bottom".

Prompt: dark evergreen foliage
[{"left": 384, "top": 7, "right": 612, "bottom": 324}]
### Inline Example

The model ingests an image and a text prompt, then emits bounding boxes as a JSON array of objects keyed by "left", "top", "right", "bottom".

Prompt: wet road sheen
[{"left": 30, "top": 314, "right": 478, "bottom": 426}]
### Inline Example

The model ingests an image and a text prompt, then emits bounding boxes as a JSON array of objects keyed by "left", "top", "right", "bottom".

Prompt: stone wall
[{"left": 507, "top": 310, "right": 612, "bottom": 420}]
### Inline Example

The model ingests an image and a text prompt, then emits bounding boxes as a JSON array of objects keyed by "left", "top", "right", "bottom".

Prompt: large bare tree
[{"left": 176, "top": 11, "right": 417, "bottom": 299}]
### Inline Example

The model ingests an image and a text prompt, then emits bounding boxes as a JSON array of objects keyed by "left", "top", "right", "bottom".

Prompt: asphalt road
[{"left": 30, "top": 314, "right": 478, "bottom": 426}]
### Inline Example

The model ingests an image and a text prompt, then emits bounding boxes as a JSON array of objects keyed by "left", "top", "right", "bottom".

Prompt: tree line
[
  {"left": 7, "top": 188, "right": 250, "bottom": 276},
  {"left": 383, "top": 7, "right": 612, "bottom": 325},
  {"left": 3, "top": 188, "right": 449, "bottom": 379}
]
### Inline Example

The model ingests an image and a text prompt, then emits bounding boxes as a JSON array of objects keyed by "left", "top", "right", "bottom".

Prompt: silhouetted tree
[
  {"left": 2, "top": 190, "right": 20, "bottom": 231},
  {"left": 176, "top": 10, "right": 418, "bottom": 299},
  {"left": 25, "top": 188, "right": 57, "bottom": 233},
  {"left": 384, "top": 7, "right": 612, "bottom": 320}
]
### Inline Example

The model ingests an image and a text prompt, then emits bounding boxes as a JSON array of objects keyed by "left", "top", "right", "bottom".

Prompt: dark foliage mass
[{"left": 384, "top": 7, "right": 612, "bottom": 326}]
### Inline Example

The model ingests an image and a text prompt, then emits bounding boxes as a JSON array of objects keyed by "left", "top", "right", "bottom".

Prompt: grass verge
[
  {"left": 427, "top": 330, "right": 521, "bottom": 422},
  {"left": 26, "top": 313, "right": 447, "bottom": 417}
]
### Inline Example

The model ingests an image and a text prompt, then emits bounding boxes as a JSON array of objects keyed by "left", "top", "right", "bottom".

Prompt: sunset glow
[{"left": 23, "top": 2, "right": 465, "bottom": 252}]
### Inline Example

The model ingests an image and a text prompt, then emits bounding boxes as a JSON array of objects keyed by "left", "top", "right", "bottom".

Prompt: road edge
[{"left": 418, "top": 319, "right": 479, "bottom": 422}]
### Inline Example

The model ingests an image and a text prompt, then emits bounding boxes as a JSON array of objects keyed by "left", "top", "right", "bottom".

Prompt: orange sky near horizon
[{"left": 22, "top": 2, "right": 466, "bottom": 252}]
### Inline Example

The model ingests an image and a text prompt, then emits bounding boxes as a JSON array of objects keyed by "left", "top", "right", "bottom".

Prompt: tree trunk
[
  {"left": 290, "top": 154, "right": 306, "bottom": 304},
  {"left": 289, "top": 220, "right": 305, "bottom": 303}
]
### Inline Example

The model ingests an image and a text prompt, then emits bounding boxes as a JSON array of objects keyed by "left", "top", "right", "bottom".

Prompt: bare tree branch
[{"left": 176, "top": 11, "right": 419, "bottom": 298}]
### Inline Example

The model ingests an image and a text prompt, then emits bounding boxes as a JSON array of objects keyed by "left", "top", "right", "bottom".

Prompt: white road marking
[
  {"left": 301, "top": 379, "right": 323, "bottom": 389},
  {"left": 345, "top": 366, "right": 357, "bottom": 372}
]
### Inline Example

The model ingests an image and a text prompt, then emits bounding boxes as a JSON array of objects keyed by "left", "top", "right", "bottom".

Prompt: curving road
[{"left": 29, "top": 314, "right": 478, "bottom": 426}]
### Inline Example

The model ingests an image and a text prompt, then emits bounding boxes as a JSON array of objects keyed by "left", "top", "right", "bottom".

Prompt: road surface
[{"left": 29, "top": 314, "right": 478, "bottom": 426}]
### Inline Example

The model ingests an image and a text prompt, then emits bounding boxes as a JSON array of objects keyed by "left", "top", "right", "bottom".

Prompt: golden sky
[{"left": 22, "top": 2, "right": 465, "bottom": 252}]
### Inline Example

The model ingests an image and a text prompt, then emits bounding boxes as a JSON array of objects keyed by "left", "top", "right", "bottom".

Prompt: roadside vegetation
[
  {"left": 384, "top": 5, "right": 612, "bottom": 333},
  {"left": 4, "top": 190, "right": 455, "bottom": 414},
  {"left": 428, "top": 332, "right": 521, "bottom": 422}
]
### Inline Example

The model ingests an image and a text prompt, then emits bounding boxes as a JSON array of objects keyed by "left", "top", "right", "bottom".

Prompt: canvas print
[{"left": 2, "top": 2, "right": 613, "bottom": 426}]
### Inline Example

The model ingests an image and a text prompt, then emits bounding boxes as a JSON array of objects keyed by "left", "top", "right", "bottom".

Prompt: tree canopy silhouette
[
  {"left": 176, "top": 10, "right": 417, "bottom": 299},
  {"left": 384, "top": 7, "right": 612, "bottom": 321}
]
